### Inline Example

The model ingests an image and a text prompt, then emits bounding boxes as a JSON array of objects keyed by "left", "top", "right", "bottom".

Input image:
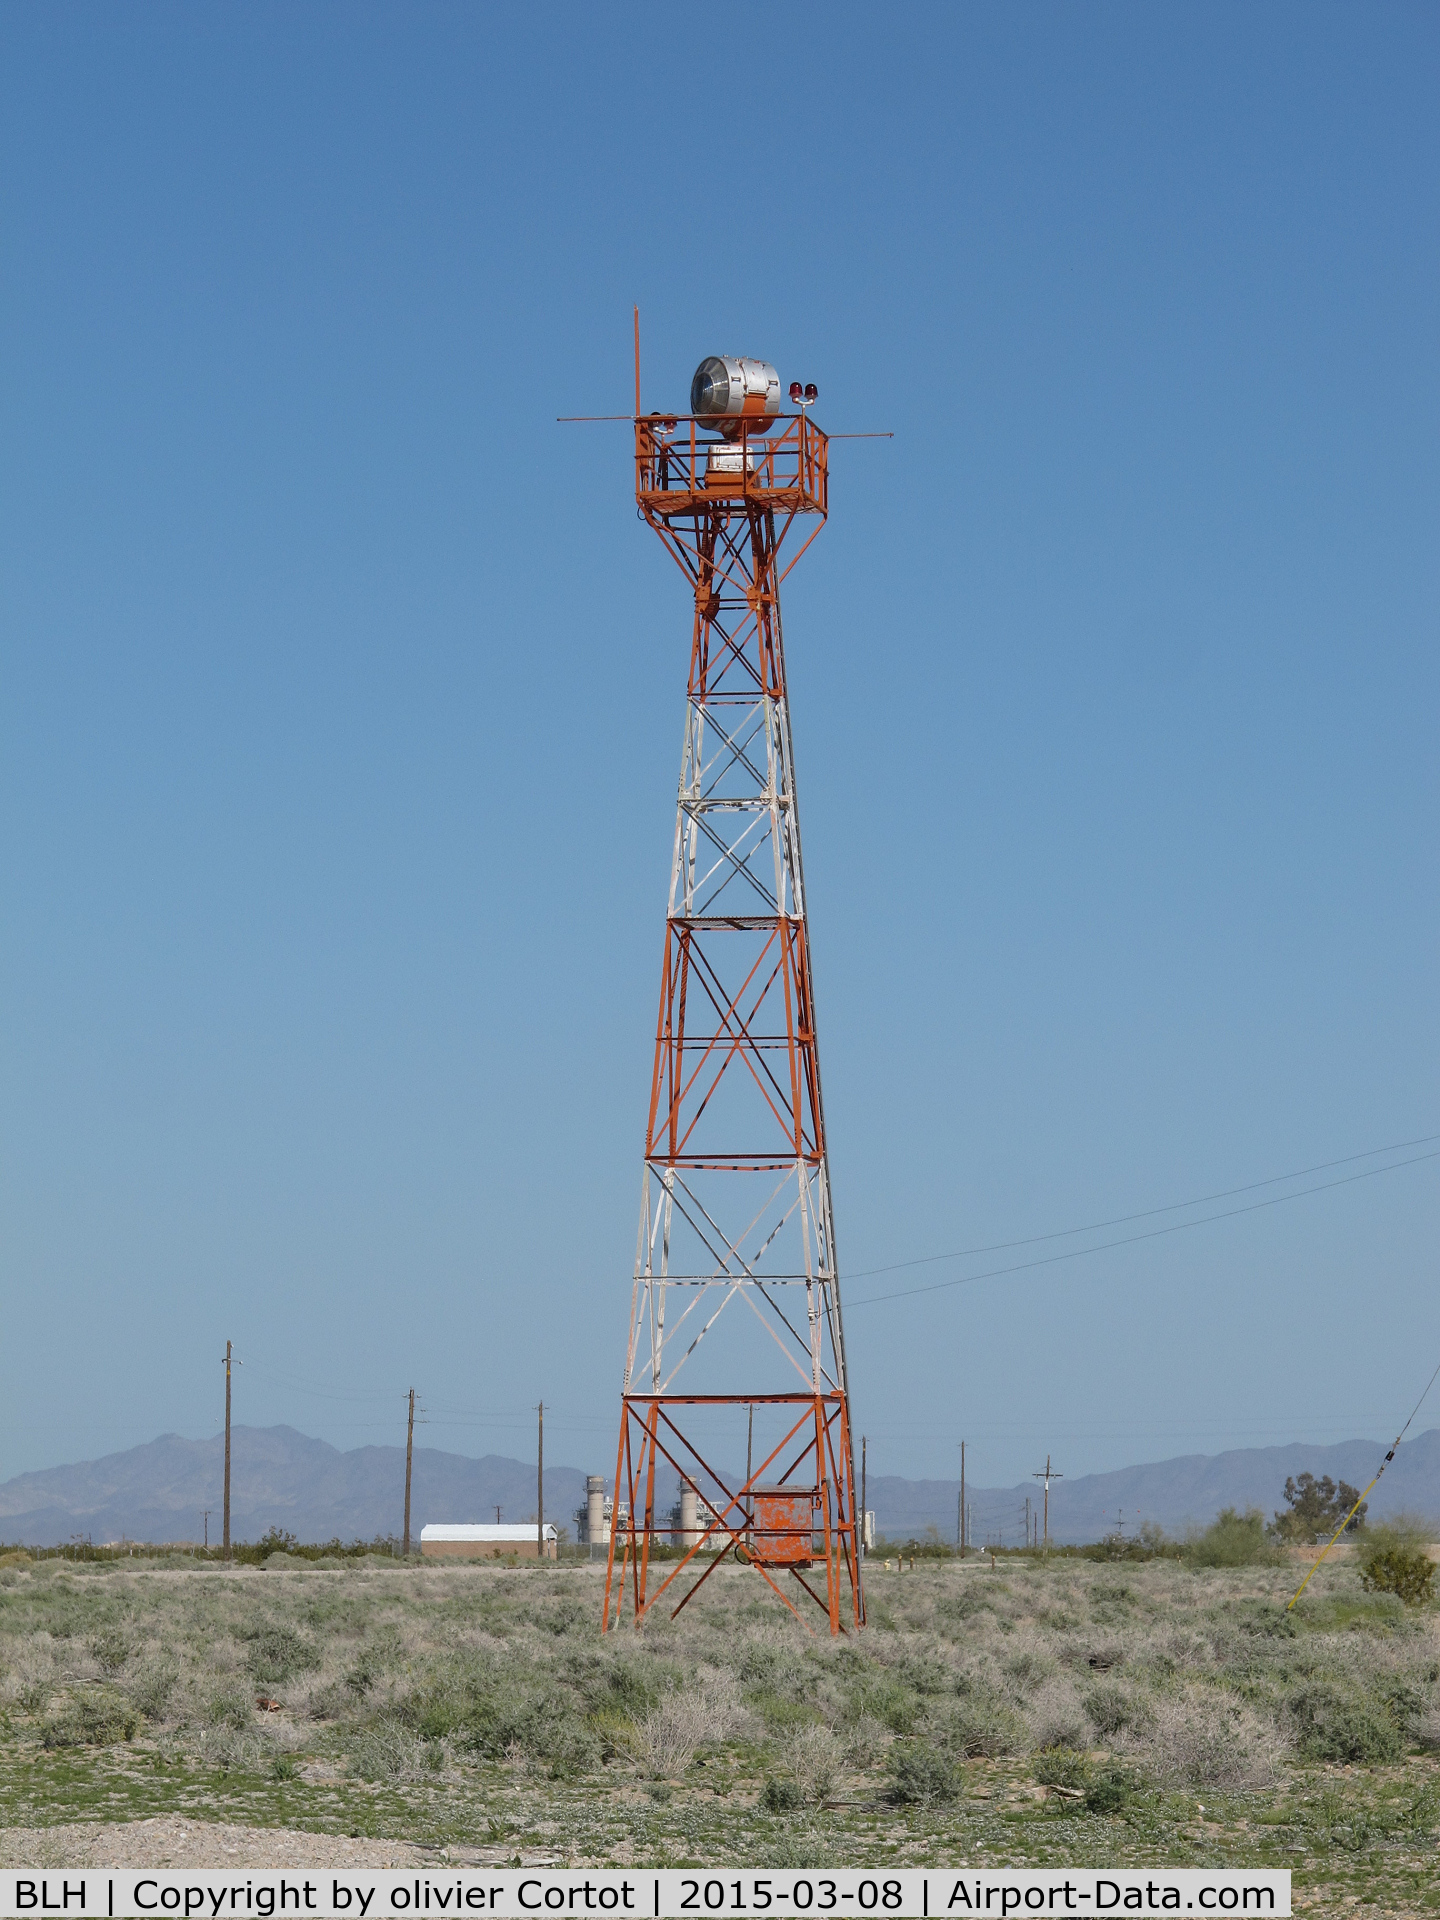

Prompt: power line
[
  {"left": 847, "top": 1132, "right": 1440, "bottom": 1283},
  {"left": 212, "top": 1138, "right": 1440, "bottom": 1415},
  {"left": 846, "top": 1147, "right": 1440, "bottom": 1309}
]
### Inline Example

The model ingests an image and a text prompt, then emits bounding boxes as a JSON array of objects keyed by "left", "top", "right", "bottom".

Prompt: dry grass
[
  {"left": 2, "top": 1548, "right": 1439, "bottom": 1893},
  {"left": 1118, "top": 1688, "right": 1285, "bottom": 1790},
  {"left": 16, "top": 1553, "right": 1398, "bottom": 1776}
]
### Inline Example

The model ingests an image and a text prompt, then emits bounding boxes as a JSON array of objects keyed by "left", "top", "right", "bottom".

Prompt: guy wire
[{"left": 1287, "top": 1346, "right": 1440, "bottom": 1610}]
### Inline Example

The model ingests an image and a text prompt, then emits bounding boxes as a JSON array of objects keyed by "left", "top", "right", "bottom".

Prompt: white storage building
[{"left": 421, "top": 1523, "right": 558, "bottom": 1562}]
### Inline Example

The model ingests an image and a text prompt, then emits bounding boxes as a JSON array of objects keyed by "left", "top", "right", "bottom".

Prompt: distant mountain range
[
  {"left": 0, "top": 1423, "right": 1435, "bottom": 1548},
  {"left": 870, "top": 1429, "right": 1440, "bottom": 1546},
  {"left": 0, "top": 1427, "right": 588, "bottom": 1549}
]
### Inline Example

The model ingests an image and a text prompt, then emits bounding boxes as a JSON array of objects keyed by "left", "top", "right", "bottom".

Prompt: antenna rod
[{"left": 633, "top": 306, "right": 641, "bottom": 418}]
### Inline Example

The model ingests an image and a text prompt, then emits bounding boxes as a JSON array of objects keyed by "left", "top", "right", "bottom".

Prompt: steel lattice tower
[{"left": 603, "top": 383, "right": 861, "bottom": 1634}]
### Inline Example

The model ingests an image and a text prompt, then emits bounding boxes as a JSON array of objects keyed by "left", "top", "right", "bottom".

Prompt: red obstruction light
[
  {"left": 804, "top": 383, "right": 818, "bottom": 404},
  {"left": 788, "top": 380, "right": 803, "bottom": 404}
]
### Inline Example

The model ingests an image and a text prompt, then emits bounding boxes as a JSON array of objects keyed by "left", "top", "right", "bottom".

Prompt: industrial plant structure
[{"left": 602, "top": 340, "right": 861, "bottom": 1635}]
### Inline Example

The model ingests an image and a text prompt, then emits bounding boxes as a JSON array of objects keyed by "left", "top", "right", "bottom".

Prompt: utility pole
[
  {"left": 222, "top": 1340, "right": 236, "bottom": 1562},
  {"left": 403, "top": 1388, "right": 416, "bottom": 1559},
  {"left": 537, "top": 1402, "right": 544, "bottom": 1560},
  {"left": 203, "top": 1511, "right": 210, "bottom": 1551},
  {"left": 860, "top": 1435, "right": 867, "bottom": 1558},
  {"left": 960, "top": 1441, "right": 967, "bottom": 1558},
  {"left": 494, "top": 1505, "right": 502, "bottom": 1525},
  {"left": 1032, "top": 1454, "right": 1063, "bottom": 1553},
  {"left": 1025, "top": 1494, "right": 1032, "bottom": 1549}
]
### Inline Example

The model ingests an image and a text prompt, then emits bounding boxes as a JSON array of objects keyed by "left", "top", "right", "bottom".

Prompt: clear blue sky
[{"left": 3, "top": 5, "right": 1436, "bottom": 1494}]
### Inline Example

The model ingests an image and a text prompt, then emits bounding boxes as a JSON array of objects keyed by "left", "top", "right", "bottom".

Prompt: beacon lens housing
[{"left": 690, "top": 356, "right": 782, "bottom": 437}]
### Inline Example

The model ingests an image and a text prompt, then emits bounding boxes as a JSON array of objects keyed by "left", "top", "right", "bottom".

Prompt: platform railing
[{"left": 634, "top": 413, "right": 828, "bottom": 517}]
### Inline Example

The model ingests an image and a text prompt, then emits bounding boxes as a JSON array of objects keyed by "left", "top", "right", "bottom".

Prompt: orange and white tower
[{"left": 603, "top": 355, "right": 861, "bottom": 1633}]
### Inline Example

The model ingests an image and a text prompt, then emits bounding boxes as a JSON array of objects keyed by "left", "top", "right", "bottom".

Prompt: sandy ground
[{"left": 0, "top": 1817, "right": 549, "bottom": 1868}]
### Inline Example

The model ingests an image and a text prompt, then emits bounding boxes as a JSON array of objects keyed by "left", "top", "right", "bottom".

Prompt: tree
[
  {"left": 1270, "top": 1473, "right": 1367, "bottom": 1544},
  {"left": 1188, "top": 1507, "right": 1282, "bottom": 1567}
]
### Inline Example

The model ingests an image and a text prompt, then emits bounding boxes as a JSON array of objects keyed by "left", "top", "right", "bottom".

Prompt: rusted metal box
[{"left": 751, "top": 1487, "right": 816, "bottom": 1567}]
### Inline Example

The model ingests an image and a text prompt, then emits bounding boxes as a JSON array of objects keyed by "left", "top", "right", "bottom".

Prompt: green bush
[
  {"left": 1085, "top": 1682, "right": 1142, "bottom": 1736},
  {"left": 1286, "top": 1681, "right": 1404, "bottom": 1764},
  {"left": 1186, "top": 1509, "right": 1284, "bottom": 1569},
  {"left": 762, "top": 1832, "right": 829, "bottom": 1869},
  {"left": 538, "top": 1720, "right": 604, "bottom": 1779},
  {"left": 1081, "top": 1525, "right": 1178, "bottom": 1565},
  {"left": 579, "top": 1656, "right": 662, "bottom": 1723},
  {"left": 40, "top": 1689, "right": 138, "bottom": 1748},
  {"left": 208, "top": 1689, "right": 254, "bottom": 1730},
  {"left": 1085, "top": 1765, "right": 1135, "bottom": 1814},
  {"left": 843, "top": 1673, "right": 917, "bottom": 1735},
  {"left": 16, "top": 1671, "right": 49, "bottom": 1713},
  {"left": 348, "top": 1720, "right": 426, "bottom": 1781},
  {"left": 747, "top": 1694, "right": 821, "bottom": 1733},
  {"left": 759, "top": 1777, "right": 804, "bottom": 1813},
  {"left": 935, "top": 1588, "right": 992, "bottom": 1630},
  {"left": 1233, "top": 1601, "right": 1298, "bottom": 1639},
  {"left": 1033, "top": 1747, "right": 1090, "bottom": 1790},
  {"left": 128, "top": 1660, "right": 179, "bottom": 1722},
  {"left": 587, "top": 1707, "right": 642, "bottom": 1762},
  {"left": 245, "top": 1624, "right": 319, "bottom": 1685},
  {"left": 345, "top": 1649, "right": 384, "bottom": 1698},
  {"left": 946, "top": 1694, "right": 1028, "bottom": 1758},
  {"left": 1358, "top": 1531, "right": 1436, "bottom": 1607},
  {"left": 407, "top": 1660, "right": 601, "bottom": 1777},
  {"left": 739, "top": 1643, "right": 811, "bottom": 1702},
  {"left": 1004, "top": 1649, "right": 1053, "bottom": 1693},
  {"left": 89, "top": 1627, "right": 131, "bottom": 1675},
  {"left": 887, "top": 1742, "right": 961, "bottom": 1805},
  {"left": 895, "top": 1648, "right": 951, "bottom": 1695},
  {"left": 1375, "top": 1677, "right": 1425, "bottom": 1733}
]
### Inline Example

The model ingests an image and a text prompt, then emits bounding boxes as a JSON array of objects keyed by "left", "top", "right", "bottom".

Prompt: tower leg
[
  {"left": 814, "top": 1397, "right": 839, "bottom": 1635},
  {"left": 636, "top": 1401, "right": 660, "bottom": 1626}
]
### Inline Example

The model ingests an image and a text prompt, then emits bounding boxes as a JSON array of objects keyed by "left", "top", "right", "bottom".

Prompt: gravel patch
[{"left": 0, "top": 1817, "right": 438, "bottom": 1868}]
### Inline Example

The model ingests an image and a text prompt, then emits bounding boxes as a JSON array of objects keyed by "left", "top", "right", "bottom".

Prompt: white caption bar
[{"left": 0, "top": 1869, "right": 1291, "bottom": 1918}]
